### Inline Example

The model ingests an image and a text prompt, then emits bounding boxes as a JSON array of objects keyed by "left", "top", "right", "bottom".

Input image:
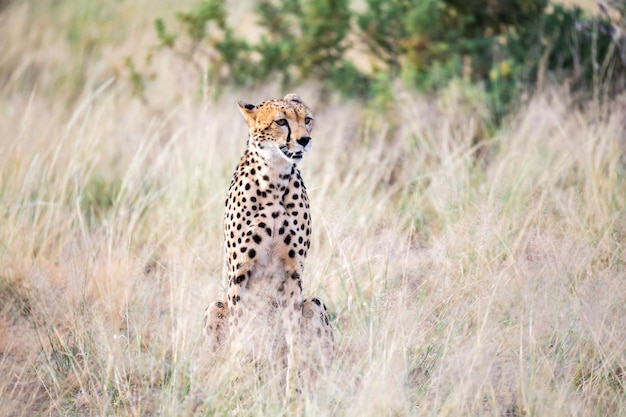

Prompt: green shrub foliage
[{"left": 152, "top": 0, "right": 625, "bottom": 112}]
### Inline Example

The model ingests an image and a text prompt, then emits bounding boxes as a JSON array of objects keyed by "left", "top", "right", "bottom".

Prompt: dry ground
[{"left": 1, "top": 1, "right": 625, "bottom": 416}]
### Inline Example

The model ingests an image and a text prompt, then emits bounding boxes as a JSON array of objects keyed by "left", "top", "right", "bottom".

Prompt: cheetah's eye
[
  {"left": 275, "top": 119, "right": 288, "bottom": 126},
  {"left": 304, "top": 117, "right": 312, "bottom": 124}
]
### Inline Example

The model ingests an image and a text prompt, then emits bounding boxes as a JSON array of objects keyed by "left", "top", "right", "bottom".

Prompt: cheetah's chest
[{"left": 224, "top": 161, "right": 312, "bottom": 283}]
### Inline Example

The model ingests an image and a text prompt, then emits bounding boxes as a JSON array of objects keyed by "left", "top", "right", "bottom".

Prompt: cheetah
[{"left": 204, "top": 94, "right": 335, "bottom": 395}]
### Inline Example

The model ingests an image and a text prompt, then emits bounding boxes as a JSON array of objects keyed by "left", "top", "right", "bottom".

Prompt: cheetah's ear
[
  {"left": 237, "top": 100, "right": 258, "bottom": 127},
  {"left": 284, "top": 93, "right": 303, "bottom": 104}
]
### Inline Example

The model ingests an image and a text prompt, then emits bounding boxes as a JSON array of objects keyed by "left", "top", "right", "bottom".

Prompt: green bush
[
  {"left": 154, "top": 0, "right": 360, "bottom": 96},
  {"left": 144, "top": 0, "right": 625, "bottom": 118},
  {"left": 358, "top": 0, "right": 623, "bottom": 118}
]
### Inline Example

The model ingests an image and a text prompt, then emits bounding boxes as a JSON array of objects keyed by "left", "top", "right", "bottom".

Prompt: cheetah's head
[{"left": 237, "top": 94, "right": 314, "bottom": 166}]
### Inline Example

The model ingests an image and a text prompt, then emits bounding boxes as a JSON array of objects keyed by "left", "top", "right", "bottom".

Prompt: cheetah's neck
[
  {"left": 251, "top": 139, "right": 298, "bottom": 173},
  {"left": 247, "top": 144, "right": 298, "bottom": 190}
]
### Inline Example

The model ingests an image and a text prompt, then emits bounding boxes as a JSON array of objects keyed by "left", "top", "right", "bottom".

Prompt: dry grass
[{"left": 1, "top": 1, "right": 625, "bottom": 416}]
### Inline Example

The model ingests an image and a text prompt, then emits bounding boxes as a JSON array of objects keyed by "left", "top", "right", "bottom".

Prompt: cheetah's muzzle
[{"left": 279, "top": 145, "right": 305, "bottom": 161}]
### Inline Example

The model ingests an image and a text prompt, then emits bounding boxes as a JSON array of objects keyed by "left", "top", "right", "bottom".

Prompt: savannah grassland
[{"left": 1, "top": 1, "right": 625, "bottom": 416}]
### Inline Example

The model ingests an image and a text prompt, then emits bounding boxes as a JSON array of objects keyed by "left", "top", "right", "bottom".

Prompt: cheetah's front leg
[
  {"left": 204, "top": 300, "right": 229, "bottom": 353},
  {"left": 280, "top": 270, "right": 304, "bottom": 398},
  {"left": 299, "top": 297, "right": 335, "bottom": 384}
]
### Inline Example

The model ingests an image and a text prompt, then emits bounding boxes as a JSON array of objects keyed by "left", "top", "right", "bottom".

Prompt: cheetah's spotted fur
[{"left": 204, "top": 94, "right": 335, "bottom": 395}]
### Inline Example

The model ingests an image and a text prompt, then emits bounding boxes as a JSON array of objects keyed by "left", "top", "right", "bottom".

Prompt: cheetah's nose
[{"left": 297, "top": 136, "right": 311, "bottom": 147}]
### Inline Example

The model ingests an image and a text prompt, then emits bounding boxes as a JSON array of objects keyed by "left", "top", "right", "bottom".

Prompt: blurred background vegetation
[
  {"left": 1, "top": 0, "right": 624, "bottom": 124},
  {"left": 146, "top": 0, "right": 625, "bottom": 120}
]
